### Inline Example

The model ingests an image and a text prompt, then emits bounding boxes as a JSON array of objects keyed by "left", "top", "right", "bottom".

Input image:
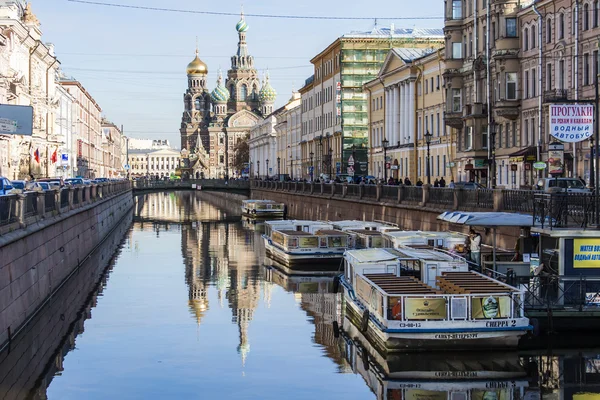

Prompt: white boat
[
  {"left": 241, "top": 199, "right": 284, "bottom": 218},
  {"left": 384, "top": 230, "right": 467, "bottom": 253},
  {"left": 262, "top": 225, "right": 354, "bottom": 269},
  {"left": 346, "top": 229, "right": 386, "bottom": 249},
  {"left": 340, "top": 248, "right": 531, "bottom": 352},
  {"left": 328, "top": 220, "right": 399, "bottom": 233},
  {"left": 264, "top": 220, "right": 333, "bottom": 237}
]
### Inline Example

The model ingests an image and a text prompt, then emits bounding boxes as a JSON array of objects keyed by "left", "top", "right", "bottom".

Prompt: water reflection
[{"left": 5, "top": 192, "right": 600, "bottom": 399}]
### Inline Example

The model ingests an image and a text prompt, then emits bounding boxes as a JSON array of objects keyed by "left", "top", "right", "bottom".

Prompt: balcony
[
  {"left": 544, "top": 89, "right": 570, "bottom": 103},
  {"left": 462, "top": 103, "right": 488, "bottom": 119},
  {"left": 494, "top": 99, "right": 520, "bottom": 120},
  {"left": 444, "top": 111, "right": 464, "bottom": 129}
]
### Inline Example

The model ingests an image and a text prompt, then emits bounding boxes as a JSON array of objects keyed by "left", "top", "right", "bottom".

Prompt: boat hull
[
  {"left": 342, "top": 284, "right": 529, "bottom": 353},
  {"left": 241, "top": 209, "right": 284, "bottom": 219}
]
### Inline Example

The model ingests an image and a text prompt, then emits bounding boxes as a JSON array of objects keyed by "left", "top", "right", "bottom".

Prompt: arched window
[
  {"left": 524, "top": 28, "right": 529, "bottom": 50},
  {"left": 195, "top": 97, "right": 202, "bottom": 110},
  {"left": 229, "top": 85, "right": 235, "bottom": 99},
  {"left": 547, "top": 18, "right": 552, "bottom": 42},
  {"left": 595, "top": 0, "right": 599, "bottom": 27},
  {"left": 531, "top": 25, "right": 536, "bottom": 48},
  {"left": 585, "top": 3, "right": 590, "bottom": 30},
  {"left": 240, "top": 84, "right": 248, "bottom": 101},
  {"left": 559, "top": 13, "right": 565, "bottom": 39}
]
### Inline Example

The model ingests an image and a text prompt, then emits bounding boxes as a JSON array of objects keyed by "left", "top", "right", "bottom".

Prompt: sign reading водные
[
  {"left": 573, "top": 239, "right": 600, "bottom": 268},
  {"left": 549, "top": 104, "right": 594, "bottom": 142}
]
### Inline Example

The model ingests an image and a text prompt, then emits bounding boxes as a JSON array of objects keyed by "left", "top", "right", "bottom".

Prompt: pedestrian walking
[
  {"left": 469, "top": 228, "right": 482, "bottom": 268},
  {"left": 434, "top": 178, "right": 440, "bottom": 187},
  {"left": 439, "top": 177, "right": 446, "bottom": 187}
]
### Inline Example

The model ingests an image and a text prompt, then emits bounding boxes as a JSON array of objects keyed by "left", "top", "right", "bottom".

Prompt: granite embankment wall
[
  {"left": 251, "top": 188, "right": 520, "bottom": 250},
  {"left": 0, "top": 188, "right": 133, "bottom": 348},
  {"left": 0, "top": 209, "right": 132, "bottom": 400}
]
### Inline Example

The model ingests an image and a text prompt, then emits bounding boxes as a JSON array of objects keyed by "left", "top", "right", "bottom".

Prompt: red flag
[
  {"left": 34, "top": 149, "right": 40, "bottom": 163},
  {"left": 51, "top": 149, "right": 57, "bottom": 163}
]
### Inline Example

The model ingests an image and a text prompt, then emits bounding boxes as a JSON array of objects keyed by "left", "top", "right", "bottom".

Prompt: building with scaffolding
[{"left": 298, "top": 25, "right": 444, "bottom": 181}]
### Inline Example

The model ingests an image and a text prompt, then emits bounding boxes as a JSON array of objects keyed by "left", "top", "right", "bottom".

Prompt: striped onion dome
[
  {"left": 236, "top": 16, "right": 249, "bottom": 32},
  {"left": 259, "top": 73, "right": 277, "bottom": 103},
  {"left": 210, "top": 71, "right": 230, "bottom": 103}
]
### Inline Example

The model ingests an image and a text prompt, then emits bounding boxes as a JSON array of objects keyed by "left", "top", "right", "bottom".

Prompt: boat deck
[
  {"left": 364, "top": 273, "right": 442, "bottom": 295},
  {"left": 315, "top": 229, "right": 347, "bottom": 236},
  {"left": 348, "top": 229, "right": 382, "bottom": 236},
  {"left": 436, "top": 272, "right": 518, "bottom": 294},
  {"left": 276, "top": 230, "right": 314, "bottom": 236}
]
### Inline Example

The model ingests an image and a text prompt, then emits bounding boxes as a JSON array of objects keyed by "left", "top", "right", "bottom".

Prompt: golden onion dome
[{"left": 186, "top": 50, "right": 208, "bottom": 75}]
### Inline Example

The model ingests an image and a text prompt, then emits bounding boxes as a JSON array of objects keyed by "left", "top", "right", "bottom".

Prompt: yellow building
[{"left": 365, "top": 48, "right": 456, "bottom": 184}]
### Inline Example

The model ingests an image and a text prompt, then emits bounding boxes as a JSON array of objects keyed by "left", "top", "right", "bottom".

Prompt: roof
[
  {"left": 437, "top": 211, "right": 535, "bottom": 227},
  {"left": 391, "top": 47, "right": 437, "bottom": 62},
  {"left": 315, "top": 229, "right": 347, "bottom": 236},
  {"left": 393, "top": 247, "right": 457, "bottom": 262},
  {"left": 347, "top": 229, "right": 382, "bottom": 236},
  {"left": 343, "top": 27, "right": 444, "bottom": 39},
  {"left": 277, "top": 230, "right": 313, "bottom": 236},
  {"left": 346, "top": 248, "right": 400, "bottom": 263}
]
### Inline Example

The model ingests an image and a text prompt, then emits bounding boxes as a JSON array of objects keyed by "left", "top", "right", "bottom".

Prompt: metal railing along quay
[
  {"left": 132, "top": 179, "right": 250, "bottom": 191},
  {"left": 0, "top": 181, "right": 131, "bottom": 236},
  {"left": 251, "top": 180, "right": 568, "bottom": 216}
]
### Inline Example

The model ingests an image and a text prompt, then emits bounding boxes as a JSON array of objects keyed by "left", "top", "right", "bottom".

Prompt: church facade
[{"left": 179, "top": 13, "right": 276, "bottom": 179}]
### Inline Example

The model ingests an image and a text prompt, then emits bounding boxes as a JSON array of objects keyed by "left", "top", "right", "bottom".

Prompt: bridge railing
[
  {"left": 0, "top": 181, "right": 131, "bottom": 236},
  {"left": 252, "top": 180, "right": 554, "bottom": 215},
  {"left": 132, "top": 179, "right": 250, "bottom": 190}
]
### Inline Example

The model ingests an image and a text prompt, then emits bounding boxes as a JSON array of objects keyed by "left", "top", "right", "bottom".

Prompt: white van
[{"left": 535, "top": 178, "right": 591, "bottom": 193}]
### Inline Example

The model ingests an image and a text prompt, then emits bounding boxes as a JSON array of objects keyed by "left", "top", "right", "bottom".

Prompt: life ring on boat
[
  {"left": 332, "top": 275, "right": 340, "bottom": 294},
  {"left": 360, "top": 310, "right": 370, "bottom": 333},
  {"left": 392, "top": 301, "right": 403, "bottom": 320}
]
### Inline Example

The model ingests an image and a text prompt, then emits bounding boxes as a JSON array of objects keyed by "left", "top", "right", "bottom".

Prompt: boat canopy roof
[
  {"left": 244, "top": 199, "right": 278, "bottom": 203},
  {"left": 347, "top": 229, "right": 382, "bottom": 236},
  {"left": 276, "top": 230, "right": 314, "bottom": 236},
  {"left": 346, "top": 248, "right": 405, "bottom": 263},
  {"left": 437, "top": 211, "right": 534, "bottom": 227}
]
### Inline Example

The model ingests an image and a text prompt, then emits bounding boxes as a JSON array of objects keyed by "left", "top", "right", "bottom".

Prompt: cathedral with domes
[{"left": 179, "top": 12, "right": 277, "bottom": 179}]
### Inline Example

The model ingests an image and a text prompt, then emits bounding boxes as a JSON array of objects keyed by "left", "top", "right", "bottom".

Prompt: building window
[
  {"left": 219, "top": 155, "right": 224, "bottom": 164},
  {"left": 437, "top": 75, "right": 440, "bottom": 90},
  {"left": 594, "top": 50, "right": 599, "bottom": 79},
  {"left": 547, "top": 18, "right": 552, "bottom": 43},
  {"left": 498, "top": 124, "right": 503, "bottom": 149},
  {"left": 512, "top": 122, "right": 517, "bottom": 147},
  {"left": 585, "top": 3, "right": 590, "bottom": 30},
  {"left": 443, "top": 155, "right": 447, "bottom": 176},
  {"left": 482, "top": 125, "right": 488, "bottom": 149},
  {"left": 452, "top": 42, "right": 463, "bottom": 59},
  {"left": 531, "top": 25, "right": 536, "bottom": 48},
  {"left": 469, "top": 33, "right": 473, "bottom": 57},
  {"left": 546, "top": 63, "right": 552, "bottom": 90},
  {"left": 431, "top": 77, "right": 434, "bottom": 92},
  {"left": 436, "top": 155, "right": 440, "bottom": 177},
  {"left": 452, "top": 0, "right": 462, "bottom": 19},
  {"left": 436, "top": 113, "right": 440, "bottom": 136},
  {"left": 506, "top": 72, "right": 517, "bottom": 100},
  {"left": 452, "top": 88, "right": 462, "bottom": 112},
  {"left": 585, "top": 53, "right": 591, "bottom": 85},
  {"left": 559, "top": 13, "right": 565, "bottom": 39},
  {"left": 524, "top": 70, "right": 529, "bottom": 98},
  {"left": 524, "top": 119, "right": 529, "bottom": 146},
  {"left": 466, "top": 127, "right": 473, "bottom": 150},
  {"left": 531, "top": 68, "right": 536, "bottom": 96},
  {"left": 595, "top": 0, "right": 599, "bottom": 27},
  {"left": 524, "top": 28, "right": 529, "bottom": 51},
  {"left": 492, "top": 21, "right": 496, "bottom": 40},
  {"left": 240, "top": 84, "right": 248, "bottom": 101},
  {"left": 559, "top": 59, "right": 565, "bottom": 89},
  {"left": 506, "top": 18, "right": 517, "bottom": 37}
]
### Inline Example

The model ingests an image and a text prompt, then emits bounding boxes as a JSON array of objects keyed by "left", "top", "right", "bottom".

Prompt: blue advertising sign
[{"left": 0, "top": 104, "right": 33, "bottom": 135}]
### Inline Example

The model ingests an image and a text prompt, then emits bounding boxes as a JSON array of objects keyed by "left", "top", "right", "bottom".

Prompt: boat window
[
  {"left": 386, "top": 265, "right": 397, "bottom": 274},
  {"left": 427, "top": 239, "right": 435, "bottom": 247},
  {"left": 328, "top": 236, "right": 347, "bottom": 248},
  {"left": 320, "top": 237, "right": 328, "bottom": 248},
  {"left": 426, "top": 264, "right": 438, "bottom": 287},
  {"left": 303, "top": 226, "right": 309, "bottom": 232}
]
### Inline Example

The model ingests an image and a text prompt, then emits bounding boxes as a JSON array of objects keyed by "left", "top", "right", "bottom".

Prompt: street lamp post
[
  {"left": 328, "top": 148, "right": 333, "bottom": 177},
  {"left": 490, "top": 121, "right": 497, "bottom": 188},
  {"left": 425, "top": 130, "right": 433, "bottom": 185},
  {"left": 290, "top": 156, "right": 293, "bottom": 180},
  {"left": 382, "top": 137, "right": 389, "bottom": 183},
  {"left": 309, "top": 151, "right": 314, "bottom": 181},
  {"left": 277, "top": 156, "right": 281, "bottom": 178},
  {"left": 266, "top": 159, "right": 269, "bottom": 179},
  {"left": 257, "top": 160, "right": 260, "bottom": 179}
]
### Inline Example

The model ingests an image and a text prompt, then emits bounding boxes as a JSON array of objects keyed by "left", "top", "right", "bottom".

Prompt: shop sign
[
  {"left": 390, "top": 165, "right": 399, "bottom": 170},
  {"left": 509, "top": 156, "right": 524, "bottom": 163},
  {"left": 573, "top": 239, "right": 600, "bottom": 268},
  {"left": 525, "top": 163, "right": 531, "bottom": 171},
  {"left": 549, "top": 104, "right": 594, "bottom": 142},
  {"left": 465, "top": 163, "right": 474, "bottom": 171},
  {"left": 533, "top": 161, "right": 547, "bottom": 170},
  {"left": 405, "top": 298, "right": 446, "bottom": 320},
  {"left": 474, "top": 159, "right": 487, "bottom": 169}
]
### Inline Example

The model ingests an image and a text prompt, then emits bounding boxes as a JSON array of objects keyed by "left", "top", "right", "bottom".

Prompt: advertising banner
[
  {"left": 573, "top": 239, "right": 600, "bottom": 268},
  {"left": 471, "top": 296, "right": 511, "bottom": 319},
  {"left": 298, "top": 237, "right": 318, "bottom": 248},
  {"left": 0, "top": 104, "right": 33, "bottom": 135},
  {"left": 404, "top": 390, "right": 447, "bottom": 400},
  {"left": 405, "top": 298, "right": 446, "bottom": 320},
  {"left": 549, "top": 104, "right": 594, "bottom": 142},
  {"left": 547, "top": 149, "right": 564, "bottom": 175}
]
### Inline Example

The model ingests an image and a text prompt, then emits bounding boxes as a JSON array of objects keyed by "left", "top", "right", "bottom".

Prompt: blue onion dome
[
  {"left": 236, "top": 14, "right": 249, "bottom": 32},
  {"left": 259, "top": 73, "right": 277, "bottom": 103},
  {"left": 211, "top": 70, "right": 230, "bottom": 103}
]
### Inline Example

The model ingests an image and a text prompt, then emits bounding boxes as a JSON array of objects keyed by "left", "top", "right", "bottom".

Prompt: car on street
[
  {"left": 11, "top": 180, "right": 26, "bottom": 191},
  {"left": 65, "top": 178, "right": 84, "bottom": 186},
  {"left": 535, "top": 178, "right": 591, "bottom": 193},
  {"left": 0, "top": 177, "right": 14, "bottom": 195},
  {"left": 453, "top": 181, "right": 487, "bottom": 190}
]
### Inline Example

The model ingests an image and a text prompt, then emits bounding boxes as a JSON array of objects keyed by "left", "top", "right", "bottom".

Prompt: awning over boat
[{"left": 437, "top": 211, "right": 534, "bottom": 227}]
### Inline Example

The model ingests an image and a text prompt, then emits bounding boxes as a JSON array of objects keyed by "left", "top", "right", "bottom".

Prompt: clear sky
[{"left": 33, "top": 0, "right": 443, "bottom": 147}]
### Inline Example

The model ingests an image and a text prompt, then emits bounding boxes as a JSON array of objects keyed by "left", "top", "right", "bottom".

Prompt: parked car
[
  {"left": 0, "top": 177, "right": 13, "bottom": 195},
  {"left": 27, "top": 182, "right": 51, "bottom": 191},
  {"left": 535, "top": 178, "right": 591, "bottom": 193},
  {"left": 65, "top": 178, "right": 84, "bottom": 186},
  {"left": 37, "top": 177, "right": 64, "bottom": 187},
  {"left": 11, "top": 180, "right": 26, "bottom": 191},
  {"left": 453, "top": 181, "right": 487, "bottom": 190}
]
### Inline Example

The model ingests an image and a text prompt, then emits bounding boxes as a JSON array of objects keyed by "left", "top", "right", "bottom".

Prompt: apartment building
[
  {"left": 300, "top": 26, "right": 444, "bottom": 180},
  {"left": 366, "top": 48, "right": 456, "bottom": 183},
  {"left": 274, "top": 92, "right": 301, "bottom": 178}
]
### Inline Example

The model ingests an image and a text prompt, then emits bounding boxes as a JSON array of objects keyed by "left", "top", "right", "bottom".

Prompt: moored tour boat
[
  {"left": 262, "top": 223, "right": 354, "bottom": 269},
  {"left": 384, "top": 230, "right": 467, "bottom": 252},
  {"left": 241, "top": 199, "right": 284, "bottom": 218},
  {"left": 340, "top": 248, "right": 531, "bottom": 352}
]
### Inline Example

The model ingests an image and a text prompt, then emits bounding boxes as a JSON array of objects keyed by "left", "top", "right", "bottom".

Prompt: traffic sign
[{"left": 348, "top": 155, "right": 355, "bottom": 166}]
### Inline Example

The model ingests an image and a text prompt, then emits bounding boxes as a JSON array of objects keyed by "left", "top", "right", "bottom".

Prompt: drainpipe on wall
[
  {"left": 486, "top": 0, "right": 492, "bottom": 187},
  {"left": 574, "top": 0, "right": 580, "bottom": 177},
  {"left": 533, "top": 3, "right": 543, "bottom": 179},
  {"left": 473, "top": 0, "right": 478, "bottom": 103}
]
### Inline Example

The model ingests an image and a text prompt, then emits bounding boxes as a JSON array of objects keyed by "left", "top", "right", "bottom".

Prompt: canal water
[{"left": 1, "top": 191, "right": 600, "bottom": 399}]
